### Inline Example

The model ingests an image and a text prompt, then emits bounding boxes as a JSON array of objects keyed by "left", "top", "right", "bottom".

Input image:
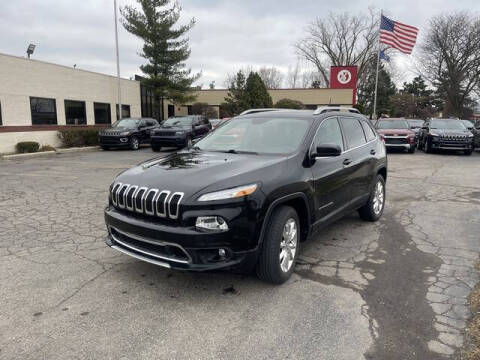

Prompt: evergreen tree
[
  {"left": 221, "top": 70, "right": 247, "bottom": 116},
  {"left": 121, "top": 0, "right": 200, "bottom": 118},
  {"left": 244, "top": 72, "right": 273, "bottom": 109},
  {"left": 357, "top": 62, "right": 396, "bottom": 118}
]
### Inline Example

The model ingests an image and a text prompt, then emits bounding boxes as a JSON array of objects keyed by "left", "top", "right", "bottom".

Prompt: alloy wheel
[
  {"left": 279, "top": 218, "right": 298, "bottom": 272},
  {"left": 372, "top": 181, "right": 384, "bottom": 215}
]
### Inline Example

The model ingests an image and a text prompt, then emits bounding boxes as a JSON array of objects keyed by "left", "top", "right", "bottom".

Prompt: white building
[{"left": 0, "top": 53, "right": 141, "bottom": 153}]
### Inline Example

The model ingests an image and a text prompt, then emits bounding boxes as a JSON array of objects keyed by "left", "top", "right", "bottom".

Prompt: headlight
[
  {"left": 430, "top": 132, "right": 440, "bottom": 137},
  {"left": 467, "top": 133, "right": 474, "bottom": 138},
  {"left": 120, "top": 131, "right": 130, "bottom": 136},
  {"left": 175, "top": 131, "right": 185, "bottom": 135},
  {"left": 196, "top": 216, "right": 229, "bottom": 231},
  {"left": 197, "top": 184, "right": 258, "bottom": 201}
]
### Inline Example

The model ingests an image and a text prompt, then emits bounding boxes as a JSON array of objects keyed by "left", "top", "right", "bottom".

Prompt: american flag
[{"left": 380, "top": 15, "right": 418, "bottom": 54}]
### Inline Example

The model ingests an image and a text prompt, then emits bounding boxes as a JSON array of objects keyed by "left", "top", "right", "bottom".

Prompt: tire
[
  {"left": 464, "top": 149, "right": 473, "bottom": 156},
  {"left": 101, "top": 146, "right": 110, "bottom": 151},
  {"left": 358, "top": 175, "right": 386, "bottom": 222},
  {"left": 425, "top": 138, "right": 432, "bottom": 153},
  {"left": 256, "top": 206, "right": 300, "bottom": 284},
  {"left": 130, "top": 136, "right": 139, "bottom": 150},
  {"left": 408, "top": 146, "right": 416, "bottom": 154},
  {"left": 152, "top": 145, "right": 161, "bottom": 152}
]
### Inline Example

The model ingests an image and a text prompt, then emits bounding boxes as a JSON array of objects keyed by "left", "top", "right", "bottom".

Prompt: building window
[
  {"left": 64, "top": 100, "right": 87, "bottom": 125},
  {"left": 30, "top": 97, "right": 57, "bottom": 125},
  {"left": 116, "top": 104, "right": 131, "bottom": 120},
  {"left": 187, "top": 105, "right": 193, "bottom": 115},
  {"left": 94, "top": 102, "right": 111, "bottom": 124}
]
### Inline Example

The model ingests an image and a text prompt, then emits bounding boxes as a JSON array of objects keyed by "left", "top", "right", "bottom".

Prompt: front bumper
[
  {"left": 385, "top": 143, "right": 412, "bottom": 150},
  {"left": 99, "top": 135, "right": 130, "bottom": 147},
  {"left": 151, "top": 135, "right": 187, "bottom": 148},
  {"left": 104, "top": 207, "right": 257, "bottom": 271},
  {"left": 431, "top": 137, "right": 473, "bottom": 150}
]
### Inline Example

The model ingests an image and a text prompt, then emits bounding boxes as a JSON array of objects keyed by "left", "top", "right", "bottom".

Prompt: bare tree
[
  {"left": 258, "top": 66, "right": 284, "bottom": 89},
  {"left": 286, "top": 62, "right": 301, "bottom": 88},
  {"left": 295, "top": 9, "right": 379, "bottom": 86},
  {"left": 419, "top": 12, "right": 480, "bottom": 117}
]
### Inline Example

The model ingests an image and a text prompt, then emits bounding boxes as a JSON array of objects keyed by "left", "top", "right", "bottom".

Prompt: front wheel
[
  {"left": 358, "top": 175, "right": 385, "bottom": 222},
  {"left": 464, "top": 149, "right": 473, "bottom": 156},
  {"left": 425, "top": 138, "right": 432, "bottom": 153},
  {"left": 130, "top": 136, "right": 139, "bottom": 150},
  {"left": 408, "top": 146, "right": 416, "bottom": 154},
  {"left": 256, "top": 206, "right": 300, "bottom": 284}
]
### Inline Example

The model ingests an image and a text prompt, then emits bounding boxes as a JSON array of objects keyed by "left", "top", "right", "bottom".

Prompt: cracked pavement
[{"left": 0, "top": 149, "right": 479, "bottom": 359}]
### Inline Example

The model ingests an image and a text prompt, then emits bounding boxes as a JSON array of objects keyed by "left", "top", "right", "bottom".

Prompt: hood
[
  {"left": 159, "top": 124, "right": 191, "bottom": 131},
  {"left": 114, "top": 150, "right": 287, "bottom": 200},
  {"left": 377, "top": 129, "right": 414, "bottom": 136},
  {"left": 101, "top": 127, "right": 133, "bottom": 135},
  {"left": 430, "top": 129, "right": 472, "bottom": 136}
]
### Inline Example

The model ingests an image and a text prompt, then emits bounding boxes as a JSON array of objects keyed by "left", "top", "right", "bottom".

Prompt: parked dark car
[
  {"left": 407, "top": 119, "right": 425, "bottom": 140},
  {"left": 375, "top": 118, "right": 417, "bottom": 153},
  {"left": 150, "top": 115, "right": 211, "bottom": 151},
  {"left": 418, "top": 118, "right": 474, "bottom": 155},
  {"left": 99, "top": 118, "right": 159, "bottom": 150},
  {"left": 104, "top": 109, "right": 387, "bottom": 284}
]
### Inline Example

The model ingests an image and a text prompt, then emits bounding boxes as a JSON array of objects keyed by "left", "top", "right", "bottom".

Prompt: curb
[{"left": 1, "top": 146, "right": 99, "bottom": 160}]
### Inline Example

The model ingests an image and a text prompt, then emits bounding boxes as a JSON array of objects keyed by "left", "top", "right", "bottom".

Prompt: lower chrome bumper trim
[{"left": 111, "top": 245, "right": 171, "bottom": 268}]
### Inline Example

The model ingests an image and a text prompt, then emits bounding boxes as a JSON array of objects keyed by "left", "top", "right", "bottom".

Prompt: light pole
[{"left": 114, "top": 0, "right": 122, "bottom": 120}]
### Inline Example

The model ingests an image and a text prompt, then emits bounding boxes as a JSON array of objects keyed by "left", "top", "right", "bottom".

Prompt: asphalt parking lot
[{"left": 1, "top": 148, "right": 479, "bottom": 359}]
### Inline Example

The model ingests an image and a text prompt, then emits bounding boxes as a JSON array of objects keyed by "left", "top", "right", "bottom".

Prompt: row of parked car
[
  {"left": 97, "top": 115, "right": 225, "bottom": 151},
  {"left": 375, "top": 117, "right": 479, "bottom": 155}
]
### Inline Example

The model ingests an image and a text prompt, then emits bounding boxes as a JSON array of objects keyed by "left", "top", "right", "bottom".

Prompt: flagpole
[
  {"left": 373, "top": 10, "right": 382, "bottom": 120},
  {"left": 114, "top": 0, "right": 122, "bottom": 120}
]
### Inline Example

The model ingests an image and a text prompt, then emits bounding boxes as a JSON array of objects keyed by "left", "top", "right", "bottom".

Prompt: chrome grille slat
[
  {"left": 154, "top": 190, "right": 171, "bottom": 218},
  {"left": 144, "top": 188, "right": 159, "bottom": 216},
  {"left": 168, "top": 192, "right": 184, "bottom": 220},
  {"left": 134, "top": 187, "right": 148, "bottom": 214},
  {"left": 111, "top": 183, "right": 122, "bottom": 206},
  {"left": 125, "top": 185, "right": 138, "bottom": 211},
  {"left": 117, "top": 184, "right": 129, "bottom": 209}
]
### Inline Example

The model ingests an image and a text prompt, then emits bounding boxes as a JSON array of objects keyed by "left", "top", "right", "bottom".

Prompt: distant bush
[
  {"left": 274, "top": 98, "right": 304, "bottom": 109},
  {"left": 16, "top": 142, "right": 40, "bottom": 153},
  {"left": 58, "top": 129, "right": 100, "bottom": 147},
  {"left": 39, "top": 145, "right": 56, "bottom": 152}
]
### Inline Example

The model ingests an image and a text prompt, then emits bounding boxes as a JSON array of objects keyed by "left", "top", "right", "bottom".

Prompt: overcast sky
[{"left": 0, "top": 0, "right": 478, "bottom": 88}]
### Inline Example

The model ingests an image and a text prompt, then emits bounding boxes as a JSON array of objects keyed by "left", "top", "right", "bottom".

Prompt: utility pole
[{"left": 114, "top": 0, "right": 122, "bottom": 120}]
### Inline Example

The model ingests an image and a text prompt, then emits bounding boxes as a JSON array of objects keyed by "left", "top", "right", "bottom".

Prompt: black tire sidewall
[
  {"left": 130, "top": 136, "right": 139, "bottom": 150},
  {"left": 256, "top": 206, "right": 300, "bottom": 284}
]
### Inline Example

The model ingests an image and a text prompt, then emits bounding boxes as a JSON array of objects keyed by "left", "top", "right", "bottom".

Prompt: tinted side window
[
  {"left": 361, "top": 121, "right": 376, "bottom": 142},
  {"left": 312, "top": 117, "right": 344, "bottom": 152},
  {"left": 339, "top": 117, "right": 367, "bottom": 149}
]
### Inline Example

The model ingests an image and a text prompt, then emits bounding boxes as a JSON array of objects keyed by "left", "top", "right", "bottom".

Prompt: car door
[
  {"left": 338, "top": 116, "right": 371, "bottom": 205},
  {"left": 144, "top": 119, "right": 157, "bottom": 142},
  {"left": 137, "top": 120, "right": 148, "bottom": 143},
  {"left": 311, "top": 116, "right": 351, "bottom": 220}
]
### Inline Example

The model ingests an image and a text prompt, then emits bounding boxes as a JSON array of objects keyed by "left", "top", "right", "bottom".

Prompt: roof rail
[
  {"left": 313, "top": 106, "right": 360, "bottom": 115},
  {"left": 239, "top": 108, "right": 285, "bottom": 116}
]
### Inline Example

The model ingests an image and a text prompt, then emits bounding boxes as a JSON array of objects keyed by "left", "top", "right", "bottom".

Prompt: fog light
[
  {"left": 219, "top": 248, "right": 226, "bottom": 258},
  {"left": 195, "top": 216, "right": 229, "bottom": 231},
  {"left": 120, "top": 137, "right": 128, "bottom": 143}
]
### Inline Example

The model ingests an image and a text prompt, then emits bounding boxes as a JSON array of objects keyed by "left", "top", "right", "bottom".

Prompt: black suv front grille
[
  {"left": 111, "top": 183, "right": 183, "bottom": 220},
  {"left": 155, "top": 131, "right": 175, "bottom": 136}
]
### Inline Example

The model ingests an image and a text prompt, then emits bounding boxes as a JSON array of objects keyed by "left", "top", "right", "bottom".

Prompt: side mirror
[{"left": 312, "top": 144, "right": 342, "bottom": 158}]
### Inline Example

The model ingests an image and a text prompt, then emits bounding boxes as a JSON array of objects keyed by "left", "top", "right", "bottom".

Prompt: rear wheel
[
  {"left": 130, "top": 136, "right": 139, "bottom": 150},
  {"left": 256, "top": 206, "right": 300, "bottom": 284},
  {"left": 358, "top": 175, "right": 385, "bottom": 222}
]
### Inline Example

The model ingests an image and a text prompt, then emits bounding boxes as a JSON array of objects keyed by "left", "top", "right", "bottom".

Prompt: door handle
[
  {"left": 343, "top": 158, "right": 352, "bottom": 166},
  {"left": 370, "top": 149, "right": 376, "bottom": 155}
]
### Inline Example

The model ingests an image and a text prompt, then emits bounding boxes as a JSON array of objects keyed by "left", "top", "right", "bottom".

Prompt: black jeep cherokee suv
[
  {"left": 150, "top": 115, "right": 211, "bottom": 151},
  {"left": 99, "top": 118, "right": 159, "bottom": 150},
  {"left": 105, "top": 110, "right": 387, "bottom": 284},
  {"left": 419, "top": 118, "right": 474, "bottom": 155}
]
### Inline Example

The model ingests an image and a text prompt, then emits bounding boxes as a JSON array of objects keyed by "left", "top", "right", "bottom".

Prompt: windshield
[
  {"left": 163, "top": 117, "right": 194, "bottom": 126},
  {"left": 407, "top": 120, "right": 425, "bottom": 128},
  {"left": 377, "top": 120, "right": 410, "bottom": 129},
  {"left": 111, "top": 118, "right": 140, "bottom": 129},
  {"left": 461, "top": 120, "right": 473, "bottom": 128},
  {"left": 431, "top": 119, "right": 466, "bottom": 130},
  {"left": 195, "top": 117, "right": 311, "bottom": 155}
]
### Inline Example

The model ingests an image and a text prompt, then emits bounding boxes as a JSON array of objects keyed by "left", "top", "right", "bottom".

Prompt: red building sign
[{"left": 330, "top": 66, "right": 358, "bottom": 105}]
